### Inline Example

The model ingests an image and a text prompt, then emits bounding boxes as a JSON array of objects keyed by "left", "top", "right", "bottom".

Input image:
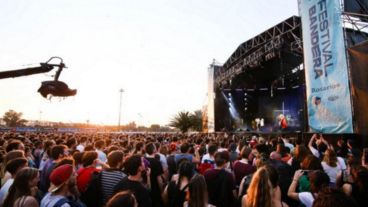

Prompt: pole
[
  {"left": 39, "top": 111, "right": 42, "bottom": 126},
  {"left": 118, "top": 88, "right": 124, "bottom": 128}
]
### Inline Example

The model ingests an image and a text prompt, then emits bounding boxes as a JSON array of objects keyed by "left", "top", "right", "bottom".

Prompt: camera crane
[{"left": 0, "top": 57, "right": 77, "bottom": 98}]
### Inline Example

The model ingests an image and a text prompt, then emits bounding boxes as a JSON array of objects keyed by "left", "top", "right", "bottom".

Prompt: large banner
[{"left": 298, "top": 0, "right": 353, "bottom": 133}]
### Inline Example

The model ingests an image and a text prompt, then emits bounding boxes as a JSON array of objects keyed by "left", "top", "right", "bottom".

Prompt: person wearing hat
[{"left": 40, "top": 164, "right": 84, "bottom": 207}]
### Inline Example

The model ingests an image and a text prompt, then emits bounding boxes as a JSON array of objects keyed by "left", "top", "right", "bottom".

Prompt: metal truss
[
  {"left": 342, "top": 13, "right": 368, "bottom": 35},
  {"left": 215, "top": 16, "right": 302, "bottom": 87},
  {"left": 341, "top": 0, "right": 368, "bottom": 39}
]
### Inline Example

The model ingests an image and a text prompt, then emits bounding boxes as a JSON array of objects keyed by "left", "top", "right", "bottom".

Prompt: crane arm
[
  {"left": 0, "top": 57, "right": 76, "bottom": 98},
  {"left": 0, "top": 63, "right": 54, "bottom": 79}
]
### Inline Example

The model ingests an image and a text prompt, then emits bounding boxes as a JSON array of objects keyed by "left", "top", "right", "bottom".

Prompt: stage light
[
  {"left": 228, "top": 93, "right": 231, "bottom": 97},
  {"left": 244, "top": 92, "right": 247, "bottom": 96},
  {"left": 244, "top": 107, "right": 248, "bottom": 111},
  {"left": 244, "top": 98, "right": 248, "bottom": 101}
]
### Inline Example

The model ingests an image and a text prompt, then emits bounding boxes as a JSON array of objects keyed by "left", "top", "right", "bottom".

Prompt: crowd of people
[{"left": 0, "top": 131, "right": 366, "bottom": 207}]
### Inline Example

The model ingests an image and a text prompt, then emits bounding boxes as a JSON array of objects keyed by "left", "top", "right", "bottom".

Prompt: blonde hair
[{"left": 246, "top": 167, "right": 272, "bottom": 207}]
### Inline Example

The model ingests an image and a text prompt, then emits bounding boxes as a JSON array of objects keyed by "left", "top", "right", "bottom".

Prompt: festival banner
[{"left": 298, "top": 0, "right": 353, "bottom": 133}]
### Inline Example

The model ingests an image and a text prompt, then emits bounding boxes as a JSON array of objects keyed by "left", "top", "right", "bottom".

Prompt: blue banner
[{"left": 298, "top": 0, "right": 353, "bottom": 133}]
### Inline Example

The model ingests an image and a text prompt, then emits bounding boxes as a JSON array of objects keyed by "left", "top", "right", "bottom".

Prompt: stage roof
[{"left": 215, "top": 16, "right": 303, "bottom": 87}]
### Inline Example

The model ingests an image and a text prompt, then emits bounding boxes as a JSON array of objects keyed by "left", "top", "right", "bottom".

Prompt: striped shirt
[{"left": 101, "top": 169, "right": 126, "bottom": 203}]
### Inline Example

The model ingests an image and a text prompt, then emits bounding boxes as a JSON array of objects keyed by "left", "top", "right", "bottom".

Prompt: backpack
[
  {"left": 167, "top": 180, "right": 189, "bottom": 207},
  {"left": 79, "top": 171, "right": 102, "bottom": 207},
  {"left": 54, "top": 197, "right": 86, "bottom": 207},
  {"left": 198, "top": 160, "right": 215, "bottom": 175},
  {"left": 239, "top": 174, "right": 253, "bottom": 199}
]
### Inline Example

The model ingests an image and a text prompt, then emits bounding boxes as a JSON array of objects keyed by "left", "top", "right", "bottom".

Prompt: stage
[
  {"left": 213, "top": 16, "right": 305, "bottom": 133},
  {"left": 208, "top": 15, "right": 368, "bottom": 144}
]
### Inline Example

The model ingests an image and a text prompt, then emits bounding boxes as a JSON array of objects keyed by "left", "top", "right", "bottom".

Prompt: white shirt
[
  {"left": 337, "top": 157, "right": 347, "bottom": 170},
  {"left": 321, "top": 161, "right": 342, "bottom": 183},
  {"left": 158, "top": 153, "right": 168, "bottom": 171},
  {"left": 76, "top": 144, "right": 85, "bottom": 152},
  {"left": 217, "top": 148, "right": 228, "bottom": 152},
  {"left": 40, "top": 193, "right": 70, "bottom": 207},
  {"left": 0, "top": 178, "right": 14, "bottom": 205},
  {"left": 96, "top": 149, "right": 107, "bottom": 163},
  {"left": 309, "top": 146, "right": 320, "bottom": 158},
  {"left": 298, "top": 192, "right": 314, "bottom": 207},
  {"left": 284, "top": 142, "right": 294, "bottom": 152},
  {"left": 1, "top": 171, "right": 11, "bottom": 186},
  {"left": 39, "top": 153, "right": 49, "bottom": 171},
  {"left": 201, "top": 154, "right": 214, "bottom": 163}
]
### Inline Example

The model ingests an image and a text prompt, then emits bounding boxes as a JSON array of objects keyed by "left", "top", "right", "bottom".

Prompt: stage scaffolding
[
  {"left": 211, "top": 13, "right": 368, "bottom": 135},
  {"left": 215, "top": 16, "right": 303, "bottom": 88}
]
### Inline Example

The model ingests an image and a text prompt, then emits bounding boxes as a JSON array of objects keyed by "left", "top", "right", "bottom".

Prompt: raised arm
[
  {"left": 288, "top": 170, "right": 303, "bottom": 200},
  {"left": 320, "top": 134, "right": 329, "bottom": 146},
  {"left": 308, "top": 134, "right": 316, "bottom": 149}
]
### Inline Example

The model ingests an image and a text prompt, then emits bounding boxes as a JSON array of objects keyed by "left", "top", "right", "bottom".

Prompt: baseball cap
[{"left": 48, "top": 164, "right": 73, "bottom": 193}]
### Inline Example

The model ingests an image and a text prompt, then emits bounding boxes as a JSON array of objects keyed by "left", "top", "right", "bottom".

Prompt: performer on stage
[{"left": 278, "top": 114, "right": 288, "bottom": 131}]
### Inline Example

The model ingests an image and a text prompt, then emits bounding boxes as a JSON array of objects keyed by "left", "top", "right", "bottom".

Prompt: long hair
[
  {"left": 177, "top": 159, "right": 194, "bottom": 188},
  {"left": 323, "top": 149, "right": 337, "bottom": 167},
  {"left": 308, "top": 170, "right": 330, "bottom": 193},
  {"left": 3, "top": 167, "right": 39, "bottom": 207},
  {"left": 294, "top": 145, "right": 310, "bottom": 162},
  {"left": 313, "top": 187, "right": 358, "bottom": 207},
  {"left": 246, "top": 167, "right": 272, "bottom": 207},
  {"left": 188, "top": 175, "right": 208, "bottom": 207},
  {"left": 301, "top": 154, "right": 323, "bottom": 170},
  {"left": 106, "top": 190, "right": 136, "bottom": 207},
  {"left": 352, "top": 166, "right": 368, "bottom": 193}
]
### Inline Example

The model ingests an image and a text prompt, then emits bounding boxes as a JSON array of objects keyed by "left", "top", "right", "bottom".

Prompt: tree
[
  {"left": 150, "top": 124, "right": 161, "bottom": 132},
  {"left": 2, "top": 110, "right": 27, "bottom": 127},
  {"left": 169, "top": 111, "right": 193, "bottom": 133},
  {"left": 190, "top": 110, "right": 202, "bottom": 132}
]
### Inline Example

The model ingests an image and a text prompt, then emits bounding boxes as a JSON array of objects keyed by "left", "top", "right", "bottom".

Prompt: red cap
[
  {"left": 170, "top": 143, "right": 177, "bottom": 152},
  {"left": 49, "top": 164, "right": 73, "bottom": 192}
]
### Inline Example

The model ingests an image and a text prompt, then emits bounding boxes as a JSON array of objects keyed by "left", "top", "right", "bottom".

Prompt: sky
[{"left": 0, "top": 0, "right": 298, "bottom": 127}]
